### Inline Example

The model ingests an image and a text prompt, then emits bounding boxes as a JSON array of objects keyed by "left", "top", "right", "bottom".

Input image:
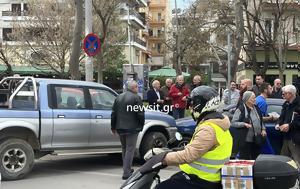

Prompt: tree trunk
[
  {"left": 97, "top": 51, "right": 104, "bottom": 83},
  {"left": 232, "top": 0, "right": 244, "bottom": 81},
  {"left": 0, "top": 49, "right": 13, "bottom": 75},
  {"left": 69, "top": 0, "right": 84, "bottom": 80}
]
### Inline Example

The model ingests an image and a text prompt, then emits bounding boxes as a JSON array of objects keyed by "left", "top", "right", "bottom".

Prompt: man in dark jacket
[
  {"left": 276, "top": 84, "right": 300, "bottom": 167},
  {"left": 111, "top": 80, "right": 145, "bottom": 180},
  {"left": 252, "top": 74, "right": 264, "bottom": 96},
  {"left": 271, "top": 79, "right": 283, "bottom": 99},
  {"left": 147, "top": 80, "right": 164, "bottom": 111}
]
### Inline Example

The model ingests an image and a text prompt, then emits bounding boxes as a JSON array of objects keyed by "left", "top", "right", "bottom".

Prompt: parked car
[
  {"left": 0, "top": 76, "right": 177, "bottom": 180},
  {"left": 175, "top": 98, "right": 285, "bottom": 154}
]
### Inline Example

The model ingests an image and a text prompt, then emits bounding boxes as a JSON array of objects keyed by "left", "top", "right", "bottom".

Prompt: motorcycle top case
[{"left": 253, "top": 154, "right": 300, "bottom": 189}]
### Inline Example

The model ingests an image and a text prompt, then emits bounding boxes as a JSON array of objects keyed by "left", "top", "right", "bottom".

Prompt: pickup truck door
[
  {"left": 88, "top": 88, "right": 120, "bottom": 148},
  {"left": 52, "top": 86, "right": 91, "bottom": 147}
]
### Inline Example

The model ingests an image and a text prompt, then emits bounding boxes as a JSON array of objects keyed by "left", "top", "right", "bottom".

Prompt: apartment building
[
  {"left": 0, "top": 0, "right": 29, "bottom": 66},
  {"left": 120, "top": 0, "right": 149, "bottom": 65},
  {"left": 236, "top": 1, "right": 300, "bottom": 85},
  {"left": 146, "top": 0, "right": 168, "bottom": 70}
]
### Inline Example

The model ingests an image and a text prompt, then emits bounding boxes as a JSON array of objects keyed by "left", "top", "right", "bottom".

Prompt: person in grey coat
[
  {"left": 231, "top": 91, "right": 267, "bottom": 160},
  {"left": 111, "top": 80, "right": 145, "bottom": 180}
]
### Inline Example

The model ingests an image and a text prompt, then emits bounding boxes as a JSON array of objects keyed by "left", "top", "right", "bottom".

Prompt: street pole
[
  {"left": 174, "top": 0, "right": 181, "bottom": 74},
  {"left": 128, "top": 5, "right": 134, "bottom": 74},
  {"left": 85, "top": 0, "right": 93, "bottom": 82},
  {"left": 227, "top": 31, "right": 232, "bottom": 105}
]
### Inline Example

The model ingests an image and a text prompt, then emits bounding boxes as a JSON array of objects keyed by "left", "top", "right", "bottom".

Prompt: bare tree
[
  {"left": 0, "top": 44, "right": 13, "bottom": 76},
  {"left": 166, "top": 0, "right": 236, "bottom": 78},
  {"left": 69, "top": 0, "right": 84, "bottom": 80},
  {"left": 92, "top": 0, "right": 126, "bottom": 83},
  {"left": 242, "top": 0, "right": 294, "bottom": 79},
  {"left": 11, "top": 0, "right": 76, "bottom": 78}
]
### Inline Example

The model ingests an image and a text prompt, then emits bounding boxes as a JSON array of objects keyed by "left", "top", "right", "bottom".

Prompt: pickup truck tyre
[
  {"left": 0, "top": 138, "right": 34, "bottom": 180},
  {"left": 140, "top": 132, "right": 167, "bottom": 158},
  {"left": 176, "top": 136, "right": 191, "bottom": 148}
]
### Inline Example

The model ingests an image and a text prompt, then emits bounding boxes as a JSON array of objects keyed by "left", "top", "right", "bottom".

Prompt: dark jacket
[
  {"left": 252, "top": 84, "right": 260, "bottom": 97},
  {"left": 111, "top": 90, "right": 145, "bottom": 134},
  {"left": 270, "top": 88, "right": 283, "bottom": 99},
  {"left": 278, "top": 97, "right": 300, "bottom": 141},
  {"left": 161, "top": 85, "right": 172, "bottom": 106},
  {"left": 147, "top": 88, "right": 164, "bottom": 108}
]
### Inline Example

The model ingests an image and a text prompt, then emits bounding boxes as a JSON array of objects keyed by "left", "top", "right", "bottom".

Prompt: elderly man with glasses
[
  {"left": 276, "top": 85, "right": 300, "bottom": 167},
  {"left": 271, "top": 79, "right": 283, "bottom": 99}
]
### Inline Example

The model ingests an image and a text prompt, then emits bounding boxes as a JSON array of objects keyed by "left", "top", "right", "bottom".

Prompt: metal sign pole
[{"left": 85, "top": 0, "right": 93, "bottom": 82}]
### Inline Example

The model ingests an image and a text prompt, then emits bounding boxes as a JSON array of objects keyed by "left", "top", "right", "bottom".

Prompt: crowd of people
[
  {"left": 112, "top": 74, "right": 300, "bottom": 184},
  {"left": 146, "top": 75, "right": 202, "bottom": 119},
  {"left": 145, "top": 74, "right": 300, "bottom": 166}
]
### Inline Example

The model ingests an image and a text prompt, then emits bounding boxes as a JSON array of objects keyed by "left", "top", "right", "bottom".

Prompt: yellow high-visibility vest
[{"left": 179, "top": 120, "right": 233, "bottom": 182}]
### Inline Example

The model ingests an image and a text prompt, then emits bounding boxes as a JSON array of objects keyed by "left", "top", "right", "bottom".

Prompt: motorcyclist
[{"left": 141, "top": 86, "right": 233, "bottom": 189}]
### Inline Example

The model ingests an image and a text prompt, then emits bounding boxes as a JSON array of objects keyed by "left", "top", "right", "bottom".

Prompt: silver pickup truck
[{"left": 0, "top": 76, "right": 177, "bottom": 180}]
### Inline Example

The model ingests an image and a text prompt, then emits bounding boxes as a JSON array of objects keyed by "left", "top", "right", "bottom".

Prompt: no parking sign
[{"left": 83, "top": 33, "right": 101, "bottom": 57}]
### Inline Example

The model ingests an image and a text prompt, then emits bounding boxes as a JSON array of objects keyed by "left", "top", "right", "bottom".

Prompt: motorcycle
[
  {"left": 120, "top": 132, "right": 183, "bottom": 189},
  {"left": 121, "top": 133, "right": 300, "bottom": 189}
]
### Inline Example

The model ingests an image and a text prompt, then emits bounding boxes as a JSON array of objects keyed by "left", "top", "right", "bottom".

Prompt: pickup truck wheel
[
  {"left": 0, "top": 139, "right": 34, "bottom": 180},
  {"left": 140, "top": 132, "right": 167, "bottom": 159},
  {"left": 176, "top": 136, "right": 191, "bottom": 148}
]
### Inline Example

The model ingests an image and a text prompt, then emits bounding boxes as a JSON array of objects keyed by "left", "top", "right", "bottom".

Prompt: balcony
[
  {"left": 2, "top": 11, "right": 30, "bottom": 16},
  {"left": 1, "top": 11, "right": 31, "bottom": 22},
  {"left": 149, "top": 15, "right": 165, "bottom": 25},
  {"left": 148, "top": 33, "right": 165, "bottom": 41},
  {"left": 149, "top": 1, "right": 166, "bottom": 9},
  {"left": 125, "top": 35, "right": 147, "bottom": 51},
  {"left": 120, "top": 9, "right": 146, "bottom": 29}
]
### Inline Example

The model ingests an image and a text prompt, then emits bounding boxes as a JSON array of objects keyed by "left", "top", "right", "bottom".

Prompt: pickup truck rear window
[{"left": 54, "top": 86, "right": 86, "bottom": 109}]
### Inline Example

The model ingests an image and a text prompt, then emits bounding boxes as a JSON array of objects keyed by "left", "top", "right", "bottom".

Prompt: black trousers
[
  {"left": 156, "top": 171, "right": 222, "bottom": 189},
  {"left": 239, "top": 141, "right": 261, "bottom": 160}
]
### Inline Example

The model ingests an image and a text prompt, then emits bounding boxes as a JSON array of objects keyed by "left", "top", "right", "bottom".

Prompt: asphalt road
[{"left": 1, "top": 154, "right": 179, "bottom": 189}]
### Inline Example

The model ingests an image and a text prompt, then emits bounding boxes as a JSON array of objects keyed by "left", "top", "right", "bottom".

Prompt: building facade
[
  {"left": 147, "top": 0, "right": 168, "bottom": 70},
  {"left": 120, "top": 0, "right": 149, "bottom": 66},
  {"left": 236, "top": 1, "right": 300, "bottom": 85}
]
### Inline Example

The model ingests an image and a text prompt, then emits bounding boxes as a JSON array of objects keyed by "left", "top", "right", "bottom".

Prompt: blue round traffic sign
[{"left": 83, "top": 33, "right": 101, "bottom": 57}]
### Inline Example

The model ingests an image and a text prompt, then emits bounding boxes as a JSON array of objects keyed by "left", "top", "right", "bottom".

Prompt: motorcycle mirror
[{"left": 175, "top": 132, "right": 183, "bottom": 141}]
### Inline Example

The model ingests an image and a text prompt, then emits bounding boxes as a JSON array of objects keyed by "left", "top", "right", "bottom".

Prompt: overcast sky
[{"left": 170, "top": 0, "right": 195, "bottom": 9}]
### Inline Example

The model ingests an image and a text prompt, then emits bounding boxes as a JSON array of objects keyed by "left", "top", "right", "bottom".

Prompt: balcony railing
[
  {"left": 2, "top": 11, "right": 29, "bottom": 16},
  {"left": 131, "top": 35, "right": 146, "bottom": 47},
  {"left": 120, "top": 9, "right": 146, "bottom": 25}
]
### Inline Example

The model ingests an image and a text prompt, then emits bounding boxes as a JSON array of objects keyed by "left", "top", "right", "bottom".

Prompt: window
[
  {"left": 265, "top": 20, "right": 272, "bottom": 35},
  {"left": 12, "top": 4, "right": 21, "bottom": 15},
  {"left": 157, "top": 43, "right": 162, "bottom": 53},
  {"left": 3, "top": 28, "right": 12, "bottom": 41},
  {"left": 54, "top": 86, "right": 85, "bottom": 109},
  {"left": 158, "top": 13, "right": 161, "bottom": 21},
  {"left": 23, "top": 3, "right": 29, "bottom": 13},
  {"left": 89, "top": 88, "right": 116, "bottom": 110}
]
